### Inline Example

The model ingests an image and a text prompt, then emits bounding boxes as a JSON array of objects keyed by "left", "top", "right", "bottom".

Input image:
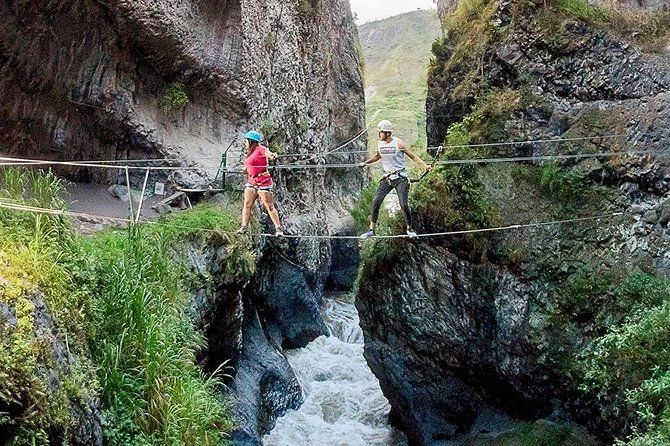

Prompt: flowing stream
[{"left": 264, "top": 293, "right": 407, "bottom": 446}]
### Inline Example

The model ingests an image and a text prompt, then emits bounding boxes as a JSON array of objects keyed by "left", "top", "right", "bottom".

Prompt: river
[{"left": 263, "top": 292, "right": 407, "bottom": 446}]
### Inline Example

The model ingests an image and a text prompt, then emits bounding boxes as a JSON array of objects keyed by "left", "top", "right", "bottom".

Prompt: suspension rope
[
  {"left": 0, "top": 133, "right": 633, "bottom": 171},
  {"left": 1, "top": 148, "right": 662, "bottom": 173},
  {"left": 0, "top": 156, "right": 205, "bottom": 171},
  {"left": 0, "top": 200, "right": 625, "bottom": 240},
  {"left": 425, "top": 134, "right": 628, "bottom": 150}
]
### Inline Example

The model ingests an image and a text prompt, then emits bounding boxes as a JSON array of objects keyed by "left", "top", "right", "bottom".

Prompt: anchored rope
[
  {"left": 0, "top": 200, "right": 625, "bottom": 240},
  {"left": 424, "top": 134, "right": 628, "bottom": 151},
  {"left": 0, "top": 148, "right": 662, "bottom": 173}
]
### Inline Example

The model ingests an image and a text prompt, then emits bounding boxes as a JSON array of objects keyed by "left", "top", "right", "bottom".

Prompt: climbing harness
[
  {"left": 380, "top": 168, "right": 407, "bottom": 184},
  {"left": 252, "top": 169, "right": 271, "bottom": 181}
]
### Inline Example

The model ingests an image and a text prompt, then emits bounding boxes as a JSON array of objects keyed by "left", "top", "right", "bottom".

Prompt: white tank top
[{"left": 378, "top": 137, "right": 407, "bottom": 179}]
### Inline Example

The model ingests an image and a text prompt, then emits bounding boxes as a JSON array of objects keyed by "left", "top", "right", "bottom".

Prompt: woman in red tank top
[{"left": 237, "top": 130, "right": 284, "bottom": 236}]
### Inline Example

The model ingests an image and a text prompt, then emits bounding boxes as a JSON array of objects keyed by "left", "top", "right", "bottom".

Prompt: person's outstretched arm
[
  {"left": 263, "top": 147, "right": 278, "bottom": 161},
  {"left": 398, "top": 139, "right": 432, "bottom": 171},
  {"left": 359, "top": 151, "right": 381, "bottom": 167}
]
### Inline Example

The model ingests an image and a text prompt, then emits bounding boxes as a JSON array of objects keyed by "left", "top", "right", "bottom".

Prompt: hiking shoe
[
  {"left": 360, "top": 229, "right": 375, "bottom": 239},
  {"left": 274, "top": 228, "right": 284, "bottom": 237},
  {"left": 236, "top": 225, "right": 249, "bottom": 234},
  {"left": 406, "top": 229, "right": 418, "bottom": 239}
]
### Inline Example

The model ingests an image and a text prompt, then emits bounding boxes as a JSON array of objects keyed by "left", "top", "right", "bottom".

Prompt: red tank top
[{"left": 245, "top": 145, "right": 273, "bottom": 187}]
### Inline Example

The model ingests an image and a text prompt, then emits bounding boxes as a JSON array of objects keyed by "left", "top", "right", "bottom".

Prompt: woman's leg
[
  {"left": 394, "top": 178, "right": 413, "bottom": 229},
  {"left": 258, "top": 190, "right": 282, "bottom": 229},
  {"left": 370, "top": 180, "right": 394, "bottom": 229},
  {"left": 241, "top": 187, "right": 258, "bottom": 227}
]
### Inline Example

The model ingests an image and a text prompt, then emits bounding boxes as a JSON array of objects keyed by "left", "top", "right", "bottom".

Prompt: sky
[{"left": 349, "top": 0, "right": 437, "bottom": 24}]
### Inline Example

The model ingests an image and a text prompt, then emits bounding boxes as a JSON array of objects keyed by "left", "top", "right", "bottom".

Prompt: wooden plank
[
  {"left": 176, "top": 188, "right": 226, "bottom": 193},
  {"left": 152, "top": 191, "right": 185, "bottom": 208}
]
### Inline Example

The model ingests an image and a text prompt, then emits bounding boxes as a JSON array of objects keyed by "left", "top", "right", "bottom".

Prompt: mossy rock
[{"left": 465, "top": 420, "right": 598, "bottom": 446}]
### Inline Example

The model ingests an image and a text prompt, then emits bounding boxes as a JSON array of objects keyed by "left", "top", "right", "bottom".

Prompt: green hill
[{"left": 358, "top": 9, "right": 442, "bottom": 149}]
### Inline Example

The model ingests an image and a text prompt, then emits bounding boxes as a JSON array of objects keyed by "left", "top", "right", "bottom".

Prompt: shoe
[
  {"left": 275, "top": 228, "right": 284, "bottom": 237},
  {"left": 236, "top": 225, "right": 249, "bottom": 234},
  {"left": 360, "top": 229, "right": 375, "bottom": 239},
  {"left": 406, "top": 229, "right": 418, "bottom": 239}
]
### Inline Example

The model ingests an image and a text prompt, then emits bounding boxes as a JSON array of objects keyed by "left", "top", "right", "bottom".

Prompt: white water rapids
[{"left": 263, "top": 293, "right": 408, "bottom": 446}]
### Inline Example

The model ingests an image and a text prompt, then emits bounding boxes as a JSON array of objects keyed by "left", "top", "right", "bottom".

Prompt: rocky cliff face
[
  {"left": 357, "top": 0, "right": 670, "bottom": 444},
  {"left": 0, "top": 0, "right": 365, "bottom": 189}
]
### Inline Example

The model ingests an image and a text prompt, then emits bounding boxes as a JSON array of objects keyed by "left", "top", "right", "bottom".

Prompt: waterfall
[{"left": 263, "top": 293, "right": 407, "bottom": 446}]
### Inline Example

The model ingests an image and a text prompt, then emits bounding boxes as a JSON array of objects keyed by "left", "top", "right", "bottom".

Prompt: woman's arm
[
  {"left": 399, "top": 139, "right": 431, "bottom": 171},
  {"left": 359, "top": 151, "right": 382, "bottom": 167},
  {"left": 263, "top": 147, "right": 278, "bottom": 161}
]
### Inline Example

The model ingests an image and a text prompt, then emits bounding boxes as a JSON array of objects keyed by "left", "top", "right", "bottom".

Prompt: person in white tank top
[{"left": 358, "top": 119, "right": 432, "bottom": 239}]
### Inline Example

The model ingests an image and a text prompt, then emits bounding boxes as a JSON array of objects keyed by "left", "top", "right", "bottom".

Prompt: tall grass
[
  {"left": 0, "top": 168, "right": 238, "bottom": 445},
  {"left": 0, "top": 168, "right": 89, "bottom": 444},
  {"left": 81, "top": 225, "right": 234, "bottom": 446}
]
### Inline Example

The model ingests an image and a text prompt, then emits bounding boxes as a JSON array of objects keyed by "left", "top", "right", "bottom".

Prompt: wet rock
[
  {"left": 231, "top": 300, "right": 303, "bottom": 443},
  {"left": 326, "top": 223, "right": 361, "bottom": 291},
  {"left": 465, "top": 419, "right": 599, "bottom": 446},
  {"left": 659, "top": 200, "right": 670, "bottom": 226},
  {"left": 357, "top": 245, "right": 558, "bottom": 445},
  {"left": 107, "top": 184, "right": 142, "bottom": 203},
  {"left": 247, "top": 248, "right": 329, "bottom": 350},
  {"left": 643, "top": 209, "right": 658, "bottom": 224},
  {"left": 0, "top": 301, "right": 17, "bottom": 328},
  {"left": 154, "top": 203, "right": 173, "bottom": 215}
]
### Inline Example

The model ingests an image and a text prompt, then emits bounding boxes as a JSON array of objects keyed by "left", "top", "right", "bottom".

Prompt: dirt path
[{"left": 64, "top": 183, "right": 166, "bottom": 233}]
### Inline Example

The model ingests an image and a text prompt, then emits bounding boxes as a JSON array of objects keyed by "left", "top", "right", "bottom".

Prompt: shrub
[
  {"left": 580, "top": 272, "right": 670, "bottom": 444},
  {"left": 0, "top": 169, "right": 94, "bottom": 444},
  {"left": 411, "top": 143, "right": 500, "bottom": 257},
  {"left": 297, "top": 0, "right": 316, "bottom": 15},
  {"left": 163, "top": 82, "right": 189, "bottom": 110},
  {"left": 548, "top": 0, "right": 607, "bottom": 25}
]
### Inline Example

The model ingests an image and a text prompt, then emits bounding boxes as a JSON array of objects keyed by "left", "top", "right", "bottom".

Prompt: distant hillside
[{"left": 358, "top": 9, "right": 441, "bottom": 148}]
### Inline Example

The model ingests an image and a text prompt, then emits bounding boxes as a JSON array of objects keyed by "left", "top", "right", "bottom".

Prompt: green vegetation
[
  {"left": 359, "top": 10, "right": 441, "bottom": 149},
  {"left": 537, "top": 262, "right": 670, "bottom": 445},
  {"left": 0, "top": 169, "right": 250, "bottom": 445},
  {"left": 409, "top": 120, "right": 501, "bottom": 257},
  {"left": 608, "top": 9, "right": 670, "bottom": 53},
  {"left": 441, "top": 0, "right": 500, "bottom": 72},
  {"left": 411, "top": 158, "right": 500, "bottom": 257},
  {"left": 297, "top": 0, "right": 316, "bottom": 16},
  {"left": 518, "top": 162, "right": 592, "bottom": 203},
  {"left": 580, "top": 271, "right": 670, "bottom": 445},
  {"left": 475, "top": 420, "right": 587, "bottom": 446},
  {"left": 163, "top": 82, "right": 189, "bottom": 110},
  {"left": 542, "top": 0, "right": 670, "bottom": 52},
  {"left": 264, "top": 32, "right": 277, "bottom": 50},
  {"left": 260, "top": 119, "right": 284, "bottom": 153},
  {"left": 427, "top": 1, "right": 670, "bottom": 444},
  {"left": 0, "top": 169, "right": 92, "bottom": 444},
  {"left": 85, "top": 226, "right": 235, "bottom": 446},
  {"left": 357, "top": 238, "right": 404, "bottom": 280},
  {"left": 549, "top": 0, "right": 607, "bottom": 25}
]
